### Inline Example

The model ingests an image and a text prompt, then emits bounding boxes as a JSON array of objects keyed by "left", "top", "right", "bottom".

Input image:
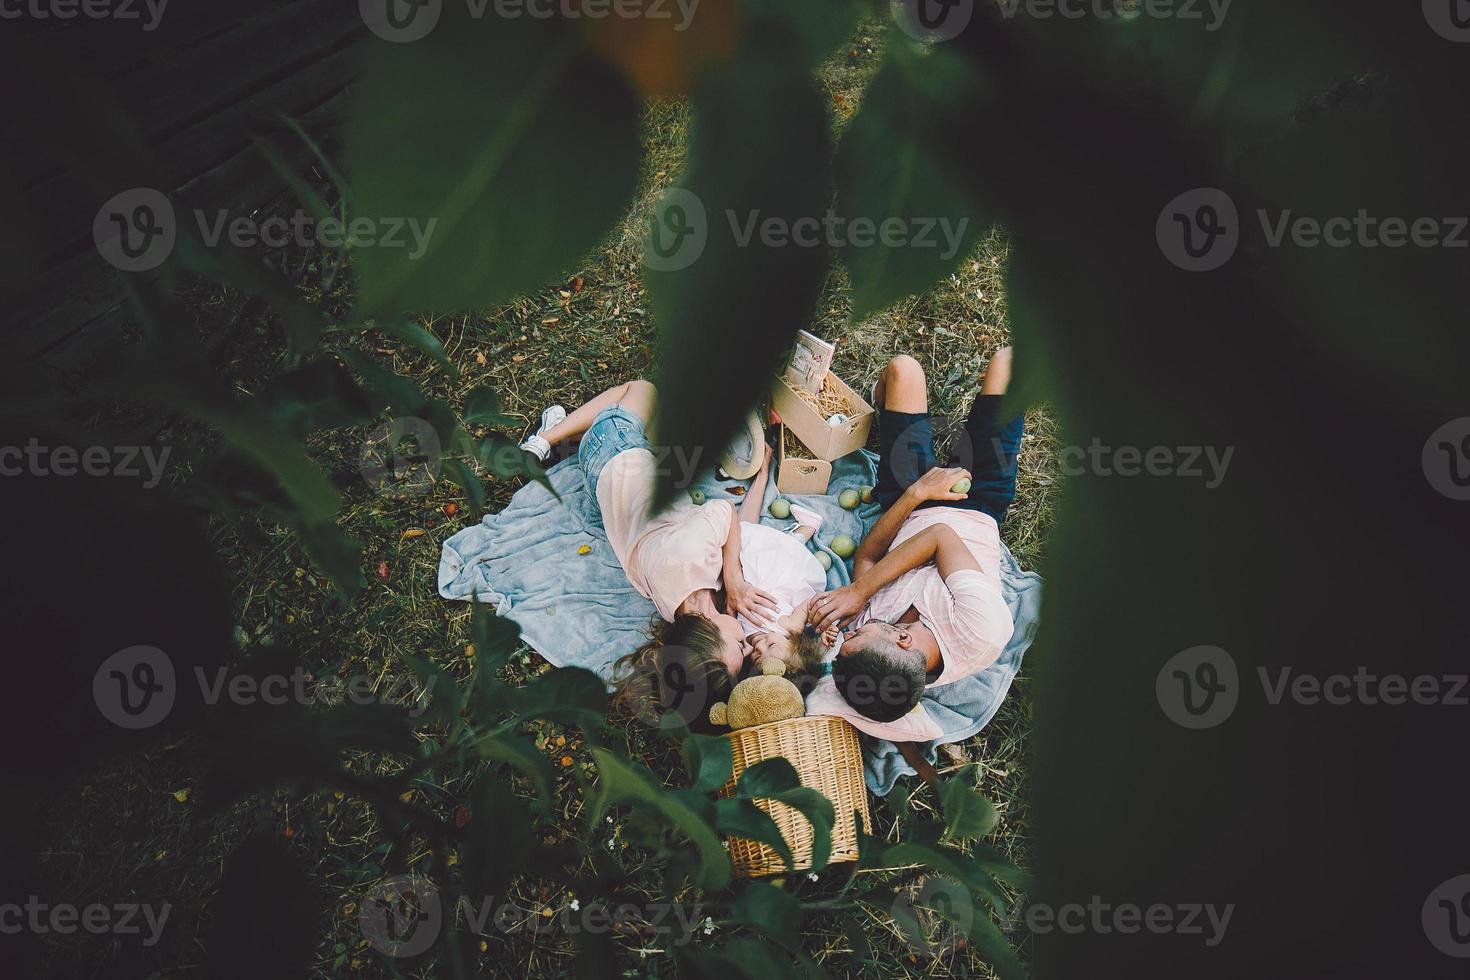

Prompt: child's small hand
[{"left": 822, "top": 624, "right": 842, "bottom": 647}]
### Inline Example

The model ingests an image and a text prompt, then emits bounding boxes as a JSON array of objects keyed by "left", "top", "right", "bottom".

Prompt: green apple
[
  {"left": 814, "top": 551, "right": 833, "bottom": 571},
  {"left": 769, "top": 497, "right": 792, "bottom": 519},
  {"left": 838, "top": 488, "right": 860, "bottom": 510},
  {"left": 689, "top": 488, "right": 706, "bottom": 505},
  {"left": 830, "top": 534, "right": 857, "bottom": 559},
  {"left": 858, "top": 485, "right": 874, "bottom": 503},
  {"left": 950, "top": 477, "right": 972, "bottom": 495}
]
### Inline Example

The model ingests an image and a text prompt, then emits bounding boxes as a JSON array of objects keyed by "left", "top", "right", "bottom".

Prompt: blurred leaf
[
  {"left": 736, "top": 759, "right": 833, "bottom": 870},
  {"left": 477, "top": 434, "right": 551, "bottom": 489},
  {"left": 734, "top": 757, "right": 800, "bottom": 797},
  {"left": 347, "top": 11, "right": 641, "bottom": 316},
  {"left": 682, "top": 732, "right": 734, "bottom": 793},
  {"left": 337, "top": 350, "right": 427, "bottom": 416},
  {"left": 740, "top": 0, "right": 858, "bottom": 65},
  {"left": 857, "top": 834, "right": 1008, "bottom": 916},
  {"left": 590, "top": 747, "right": 731, "bottom": 890},
  {"left": 474, "top": 731, "right": 556, "bottom": 805},
  {"left": 207, "top": 837, "right": 316, "bottom": 980},
  {"left": 174, "top": 236, "right": 321, "bottom": 358},
  {"left": 837, "top": 40, "right": 990, "bottom": 318},
  {"left": 712, "top": 796, "right": 793, "bottom": 871},
  {"left": 509, "top": 667, "right": 610, "bottom": 728},
  {"left": 574, "top": 928, "right": 617, "bottom": 980},
  {"left": 584, "top": 0, "right": 740, "bottom": 98},
  {"left": 462, "top": 384, "right": 518, "bottom": 427},
  {"left": 646, "top": 29, "right": 831, "bottom": 508},
  {"left": 937, "top": 774, "right": 1000, "bottom": 841},
  {"left": 291, "top": 521, "right": 366, "bottom": 598},
  {"left": 463, "top": 778, "right": 533, "bottom": 904},
  {"left": 726, "top": 881, "right": 800, "bottom": 948},
  {"left": 443, "top": 458, "right": 487, "bottom": 514},
  {"left": 370, "top": 317, "right": 458, "bottom": 378},
  {"left": 402, "top": 653, "right": 464, "bottom": 729},
  {"left": 255, "top": 359, "right": 375, "bottom": 437}
]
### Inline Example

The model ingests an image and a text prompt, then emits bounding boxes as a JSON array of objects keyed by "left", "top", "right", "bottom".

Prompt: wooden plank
[
  {"left": 28, "top": 42, "right": 361, "bottom": 273},
  {"left": 21, "top": 88, "right": 353, "bottom": 365}
]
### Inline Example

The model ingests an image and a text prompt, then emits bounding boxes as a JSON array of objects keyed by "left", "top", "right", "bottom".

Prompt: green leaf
[
  {"left": 858, "top": 835, "right": 1008, "bottom": 917},
  {"left": 645, "top": 30, "right": 832, "bottom": 509},
  {"left": 726, "top": 881, "right": 801, "bottom": 948},
  {"left": 735, "top": 759, "right": 834, "bottom": 871},
  {"left": 402, "top": 653, "right": 464, "bottom": 729},
  {"left": 477, "top": 434, "right": 552, "bottom": 491},
  {"left": 337, "top": 350, "right": 427, "bottom": 416},
  {"left": 508, "top": 667, "right": 609, "bottom": 728},
  {"left": 371, "top": 317, "right": 458, "bottom": 378},
  {"left": 255, "top": 359, "right": 375, "bottom": 437},
  {"left": 938, "top": 774, "right": 1000, "bottom": 841},
  {"left": 682, "top": 732, "right": 734, "bottom": 793},
  {"left": 590, "top": 748, "right": 731, "bottom": 891},
  {"left": 291, "top": 520, "right": 366, "bottom": 598},
  {"left": 173, "top": 235, "right": 323, "bottom": 357},
  {"left": 463, "top": 778, "right": 533, "bottom": 905},
  {"left": 836, "top": 41, "right": 990, "bottom": 318},
  {"left": 735, "top": 757, "right": 801, "bottom": 798},
  {"left": 474, "top": 731, "right": 556, "bottom": 805},
  {"left": 442, "top": 458, "right": 486, "bottom": 515},
  {"left": 347, "top": 10, "right": 641, "bottom": 316},
  {"left": 206, "top": 837, "right": 316, "bottom": 977},
  {"left": 712, "top": 796, "right": 793, "bottom": 871},
  {"left": 462, "top": 384, "right": 518, "bottom": 427},
  {"left": 740, "top": 0, "right": 858, "bottom": 65}
]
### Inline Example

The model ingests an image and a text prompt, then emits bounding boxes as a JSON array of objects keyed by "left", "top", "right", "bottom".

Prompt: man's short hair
[{"left": 832, "top": 638, "right": 926, "bottom": 722}]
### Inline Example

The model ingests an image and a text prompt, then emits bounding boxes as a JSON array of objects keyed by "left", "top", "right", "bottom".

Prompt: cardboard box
[
  {"left": 775, "top": 424, "right": 832, "bottom": 496},
  {"left": 770, "top": 371, "right": 875, "bottom": 462}
]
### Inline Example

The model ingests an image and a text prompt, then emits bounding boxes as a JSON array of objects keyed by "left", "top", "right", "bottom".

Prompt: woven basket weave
[{"left": 716, "top": 715, "right": 872, "bottom": 877}]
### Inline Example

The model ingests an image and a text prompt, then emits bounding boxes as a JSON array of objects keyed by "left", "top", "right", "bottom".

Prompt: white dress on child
[{"left": 735, "top": 523, "right": 828, "bottom": 636}]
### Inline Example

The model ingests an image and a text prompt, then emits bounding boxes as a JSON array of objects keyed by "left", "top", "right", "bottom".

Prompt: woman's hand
[
  {"left": 808, "top": 583, "right": 870, "bottom": 633},
  {"left": 907, "top": 466, "right": 972, "bottom": 504},
  {"left": 726, "top": 577, "right": 781, "bottom": 628}
]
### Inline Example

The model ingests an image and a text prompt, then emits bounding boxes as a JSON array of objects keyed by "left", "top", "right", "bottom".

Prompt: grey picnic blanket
[{"left": 437, "top": 448, "right": 1043, "bottom": 795}]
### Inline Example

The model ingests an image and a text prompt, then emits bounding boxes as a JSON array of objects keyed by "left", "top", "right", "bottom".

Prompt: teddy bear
[{"left": 708, "top": 657, "right": 806, "bottom": 730}]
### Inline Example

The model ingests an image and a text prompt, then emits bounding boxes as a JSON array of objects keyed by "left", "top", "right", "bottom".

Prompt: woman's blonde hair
[{"left": 611, "top": 614, "right": 735, "bottom": 733}]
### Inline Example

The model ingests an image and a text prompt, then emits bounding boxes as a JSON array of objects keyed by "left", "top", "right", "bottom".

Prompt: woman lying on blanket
[{"left": 517, "top": 380, "right": 833, "bottom": 727}]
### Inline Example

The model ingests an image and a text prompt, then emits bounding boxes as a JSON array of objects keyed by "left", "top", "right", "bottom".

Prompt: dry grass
[{"left": 33, "top": 20, "right": 1061, "bottom": 980}]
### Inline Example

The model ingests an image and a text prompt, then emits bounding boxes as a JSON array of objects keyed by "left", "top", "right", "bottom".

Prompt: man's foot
[{"left": 519, "top": 405, "right": 567, "bottom": 462}]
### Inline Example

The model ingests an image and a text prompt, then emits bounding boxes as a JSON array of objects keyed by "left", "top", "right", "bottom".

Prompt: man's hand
[
  {"left": 808, "top": 582, "right": 870, "bottom": 633},
  {"left": 908, "top": 466, "right": 972, "bottom": 503},
  {"left": 726, "top": 577, "right": 781, "bottom": 628}
]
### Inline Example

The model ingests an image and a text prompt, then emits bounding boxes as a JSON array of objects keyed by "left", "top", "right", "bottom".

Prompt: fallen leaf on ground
[{"left": 400, "top": 528, "right": 427, "bottom": 541}]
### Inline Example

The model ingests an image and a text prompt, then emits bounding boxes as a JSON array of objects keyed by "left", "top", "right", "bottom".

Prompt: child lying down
[{"left": 723, "top": 445, "right": 841, "bottom": 685}]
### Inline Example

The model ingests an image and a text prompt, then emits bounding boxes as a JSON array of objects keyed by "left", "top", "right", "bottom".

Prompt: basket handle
[{"left": 897, "top": 741, "right": 940, "bottom": 785}]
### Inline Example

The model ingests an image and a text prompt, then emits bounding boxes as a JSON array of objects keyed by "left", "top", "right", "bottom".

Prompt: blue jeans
[
  {"left": 873, "top": 394, "right": 1024, "bottom": 526},
  {"left": 579, "top": 406, "right": 653, "bottom": 505}
]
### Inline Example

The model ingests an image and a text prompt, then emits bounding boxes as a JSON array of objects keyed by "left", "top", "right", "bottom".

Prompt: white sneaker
[{"left": 519, "top": 404, "right": 566, "bottom": 462}]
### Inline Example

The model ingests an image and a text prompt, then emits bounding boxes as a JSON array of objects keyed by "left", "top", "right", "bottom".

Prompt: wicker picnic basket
[{"left": 716, "top": 715, "right": 872, "bottom": 877}]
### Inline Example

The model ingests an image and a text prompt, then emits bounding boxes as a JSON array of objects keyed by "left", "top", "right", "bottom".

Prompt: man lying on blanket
[{"left": 805, "top": 347, "right": 1021, "bottom": 744}]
